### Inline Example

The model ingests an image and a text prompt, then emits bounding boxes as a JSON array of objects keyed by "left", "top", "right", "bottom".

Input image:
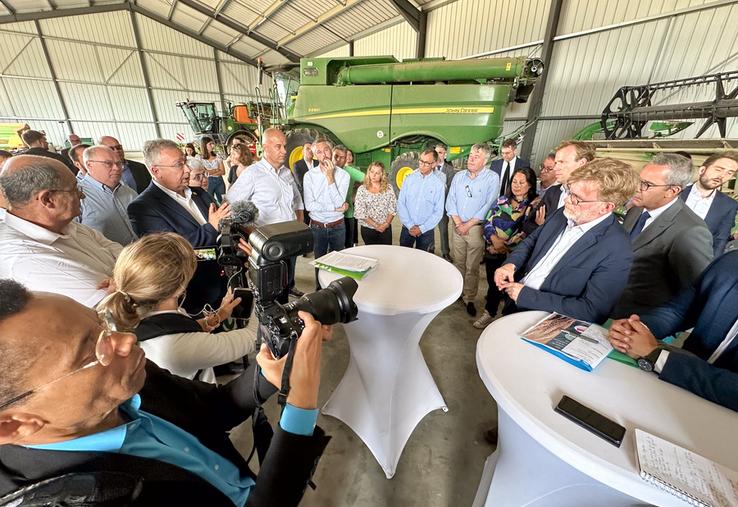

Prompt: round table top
[
  {"left": 318, "top": 245, "right": 462, "bottom": 316},
  {"left": 477, "top": 311, "right": 738, "bottom": 506}
]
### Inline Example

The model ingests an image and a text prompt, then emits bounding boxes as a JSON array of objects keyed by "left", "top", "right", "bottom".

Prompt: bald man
[
  {"left": 0, "top": 155, "right": 121, "bottom": 307},
  {"left": 99, "top": 135, "right": 151, "bottom": 193}
]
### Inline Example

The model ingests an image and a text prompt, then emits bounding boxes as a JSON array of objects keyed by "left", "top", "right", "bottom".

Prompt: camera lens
[{"left": 284, "top": 277, "right": 359, "bottom": 325}]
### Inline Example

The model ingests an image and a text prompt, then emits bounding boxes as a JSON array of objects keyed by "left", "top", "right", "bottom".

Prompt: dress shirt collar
[
  {"left": 152, "top": 178, "right": 193, "bottom": 202},
  {"left": 2, "top": 210, "right": 74, "bottom": 245},
  {"left": 644, "top": 196, "right": 679, "bottom": 222},
  {"left": 566, "top": 211, "right": 612, "bottom": 233},
  {"left": 82, "top": 173, "right": 122, "bottom": 193},
  {"left": 690, "top": 183, "right": 717, "bottom": 199},
  {"left": 258, "top": 158, "right": 287, "bottom": 174}
]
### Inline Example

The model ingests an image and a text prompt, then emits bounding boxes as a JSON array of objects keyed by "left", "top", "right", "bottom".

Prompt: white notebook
[{"left": 635, "top": 429, "right": 738, "bottom": 507}]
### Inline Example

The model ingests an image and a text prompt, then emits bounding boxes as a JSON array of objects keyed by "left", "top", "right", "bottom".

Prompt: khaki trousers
[{"left": 451, "top": 224, "right": 485, "bottom": 303}]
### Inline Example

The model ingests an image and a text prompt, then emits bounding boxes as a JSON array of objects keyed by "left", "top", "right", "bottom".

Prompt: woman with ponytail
[{"left": 98, "top": 232, "right": 255, "bottom": 383}]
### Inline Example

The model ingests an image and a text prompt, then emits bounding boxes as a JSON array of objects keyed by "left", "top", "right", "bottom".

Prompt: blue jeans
[
  {"left": 311, "top": 222, "right": 346, "bottom": 289},
  {"left": 400, "top": 226, "right": 435, "bottom": 252}
]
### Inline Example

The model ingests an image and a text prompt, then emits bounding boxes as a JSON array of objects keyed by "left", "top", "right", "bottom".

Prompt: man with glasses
[
  {"left": 78, "top": 145, "right": 137, "bottom": 245},
  {"left": 0, "top": 279, "right": 331, "bottom": 505},
  {"left": 0, "top": 155, "right": 121, "bottom": 307},
  {"left": 613, "top": 153, "right": 713, "bottom": 318},
  {"left": 494, "top": 158, "right": 639, "bottom": 324},
  {"left": 127, "top": 139, "right": 231, "bottom": 315},
  {"left": 537, "top": 153, "right": 557, "bottom": 194},
  {"left": 99, "top": 135, "right": 151, "bottom": 194},
  {"left": 446, "top": 143, "right": 499, "bottom": 316},
  {"left": 397, "top": 149, "right": 445, "bottom": 252}
]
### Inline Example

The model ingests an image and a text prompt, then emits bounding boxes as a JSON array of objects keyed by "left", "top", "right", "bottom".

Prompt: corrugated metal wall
[{"left": 354, "top": 22, "right": 417, "bottom": 59}]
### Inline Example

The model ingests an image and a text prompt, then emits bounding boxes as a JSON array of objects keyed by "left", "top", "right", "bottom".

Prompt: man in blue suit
[
  {"left": 127, "top": 139, "right": 231, "bottom": 315},
  {"left": 679, "top": 152, "right": 738, "bottom": 256},
  {"left": 609, "top": 251, "right": 738, "bottom": 412},
  {"left": 494, "top": 158, "right": 639, "bottom": 324},
  {"left": 489, "top": 138, "right": 530, "bottom": 197}
]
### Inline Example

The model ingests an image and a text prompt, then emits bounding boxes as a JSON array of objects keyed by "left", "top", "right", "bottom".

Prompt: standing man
[
  {"left": 613, "top": 154, "right": 713, "bottom": 318},
  {"left": 490, "top": 138, "right": 530, "bottom": 197},
  {"left": 522, "top": 141, "right": 595, "bottom": 235},
  {"left": 69, "top": 143, "right": 90, "bottom": 180},
  {"left": 435, "top": 143, "right": 456, "bottom": 261},
  {"left": 397, "top": 149, "right": 445, "bottom": 252},
  {"left": 303, "top": 140, "right": 349, "bottom": 289},
  {"left": 227, "top": 128, "right": 305, "bottom": 300},
  {"left": 293, "top": 142, "right": 315, "bottom": 225},
  {"left": 20, "top": 130, "right": 78, "bottom": 175},
  {"left": 99, "top": 135, "right": 151, "bottom": 194},
  {"left": 537, "top": 153, "right": 557, "bottom": 194},
  {"left": 79, "top": 145, "right": 138, "bottom": 245},
  {"left": 446, "top": 143, "right": 500, "bottom": 316},
  {"left": 60, "top": 133, "right": 81, "bottom": 160},
  {"left": 334, "top": 144, "right": 365, "bottom": 249},
  {"left": 680, "top": 152, "right": 738, "bottom": 255}
]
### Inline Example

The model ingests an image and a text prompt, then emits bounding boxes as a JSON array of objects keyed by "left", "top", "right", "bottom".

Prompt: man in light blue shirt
[
  {"left": 79, "top": 145, "right": 137, "bottom": 245},
  {"left": 303, "top": 139, "right": 350, "bottom": 288},
  {"left": 397, "top": 149, "right": 445, "bottom": 251},
  {"left": 446, "top": 143, "right": 499, "bottom": 316}
]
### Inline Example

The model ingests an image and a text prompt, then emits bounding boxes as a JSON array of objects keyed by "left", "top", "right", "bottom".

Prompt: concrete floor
[{"left": 228, "top": 219, "right": 498, "bottom": 507}]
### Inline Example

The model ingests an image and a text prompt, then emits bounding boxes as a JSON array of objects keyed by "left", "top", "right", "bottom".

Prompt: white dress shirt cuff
[{"left": 654, "top": 350, "right": 669, "bottom": 374}]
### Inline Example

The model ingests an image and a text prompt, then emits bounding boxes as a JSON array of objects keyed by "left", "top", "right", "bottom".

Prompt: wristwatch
[{"left": 637, "top": 346, "right": 666, "bottom": 373}]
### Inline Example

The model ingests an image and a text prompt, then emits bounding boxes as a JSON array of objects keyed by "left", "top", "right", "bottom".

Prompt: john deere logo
[{"left": 376, "top": 130, "right": 385, "bottom": 138}]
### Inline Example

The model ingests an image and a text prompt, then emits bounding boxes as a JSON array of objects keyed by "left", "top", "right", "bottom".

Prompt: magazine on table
[
  {"left": 519, "top": 313, "right": 613, "bottom": 371},
  {"left": 311, "top": 250, "right": 378, "bottom": 280}
]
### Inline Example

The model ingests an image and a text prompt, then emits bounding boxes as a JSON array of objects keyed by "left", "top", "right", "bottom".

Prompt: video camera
[{"left": 247, "top": 221, "right": 359, "bottom": 358}]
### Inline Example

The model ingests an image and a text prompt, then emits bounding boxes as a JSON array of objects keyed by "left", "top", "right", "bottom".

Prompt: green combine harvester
[{"left": 178, "top": 55, "right": 543, "bottom": 191}]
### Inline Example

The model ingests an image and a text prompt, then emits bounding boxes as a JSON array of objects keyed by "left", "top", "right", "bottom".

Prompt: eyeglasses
[
  {"left": 189, "top": 173, "right": 205, "bottom": 182},
  {"left": 465, "top": 184, "right": 473, "bottom": 198},
  {"left": 639, "top": 180, "right": 677, "bottom": 192},
  {"left": 107, "top": 144, "right": 124, "bottom": 151},
  {"left": 0, "top": 312, "right": 118, "bottom": 411},
  {"left": 50, "top": 184, "right": 84, "bottom": 196},
  {"left": 566, "top": 192, "right": 606, "bottom": 206},
  {"left": 155, "top": 160, "right": 187, "bottom": 169},
  {"left": 89, "top": 160, "right": 124, "bottom": 168},
  {"left": 418, "top": 160, "right": 435, "bottom": 167}
]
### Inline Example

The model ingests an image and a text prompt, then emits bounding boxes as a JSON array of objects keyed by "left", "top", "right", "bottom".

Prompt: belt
[{"left": 310, "top": 218, "right": 344, "bottom": 228}]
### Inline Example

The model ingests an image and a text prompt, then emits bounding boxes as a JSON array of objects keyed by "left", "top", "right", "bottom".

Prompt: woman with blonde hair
[
  {"left": 353, "top": 161, "right": 396, "bottom": 245},
  {"left": 98, "top": 232, "right": 255, "bottom": 383}
]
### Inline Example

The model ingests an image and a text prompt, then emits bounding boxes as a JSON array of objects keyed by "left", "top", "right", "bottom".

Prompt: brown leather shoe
[{"left": 484, "top": 427, "right": 498, "bottom": 446}]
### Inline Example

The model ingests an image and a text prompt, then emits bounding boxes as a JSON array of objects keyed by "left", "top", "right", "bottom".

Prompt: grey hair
[
  {"left": 471, "top": 143, "right": 492, "bottom": 163},
  {"left": 0, "top": 156, "right": 65, "bottom": 206},
  {"left": 313, "top": 138, "right": 334, "bottom": 150},
  {"left": 652, "top": 153, "right": 694, "bottom": 188},
  {"left": 143, "top": 139, "right": 180, "bottom": 168},
  {"left": 82, "top": 145, "right": 114, "bottom": 165}
]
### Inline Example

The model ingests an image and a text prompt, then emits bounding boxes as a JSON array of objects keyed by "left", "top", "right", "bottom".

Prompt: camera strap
[{"left": 277, "top": 332, "right": 300, "bottom": 408}]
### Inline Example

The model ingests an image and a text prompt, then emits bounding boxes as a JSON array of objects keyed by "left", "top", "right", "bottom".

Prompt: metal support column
[
  {"left": 213, "top": 48, "right": 228, "bottom": 117},
  {"left": 416, "top": 10, "right": 427, "bottom": 59},
  {"left": 519, "top": 0, "right": 563, "bottom": 163},
  {"left": 129, "top": 9, "right": 161, "bottom": 138},
  {"left": 348, "top": 40, "right": 354, "bottom": 57},
  {"left": 34, "top": 20, "right": 73, "bottom": 134}
]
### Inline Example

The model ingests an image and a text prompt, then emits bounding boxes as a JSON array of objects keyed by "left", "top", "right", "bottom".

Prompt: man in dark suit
[
  {"left": 127, "top": 139, "right": 231, "bottom": 315},
  {"left": 679, "top": 152, "right": 738, "bottom": 256},
  {"left": 609, "top": 251, "right": 738, "bottom": 412},
  {"left": 0, "top": 280, "right": 330, "bottom": 505},
  {"left": 489, "top": 138, "right": 530, "bottom": 197},
  {"left": 494, "top": 158, "right": 639, "bottom": 324},
  {"left": 293, "top": 142, "right": 315, "bottom": 225},
  {"left": 521, "top": 140, "right": 596, "bottom": 236},
  {"left": 20, "top": 129, "right": 78, "bottom": 175},
  {"left": 613, "top": 154, "right": 713, "bottom": 318},
  {"left": 100, "top": 135, "right": 151, "bottom": 194}
]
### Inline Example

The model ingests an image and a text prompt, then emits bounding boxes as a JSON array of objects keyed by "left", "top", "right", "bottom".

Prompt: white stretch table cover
[
  {"left": 319, "top": 245, "right": 462, "bottom": 478},
  {"left": 473, "top": 311, "right": 738, "bottom": 507}
]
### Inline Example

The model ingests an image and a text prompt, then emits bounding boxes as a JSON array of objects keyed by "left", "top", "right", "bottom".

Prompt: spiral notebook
[{"left": 635, "top": 429, "right": 738, "bottom": 507}]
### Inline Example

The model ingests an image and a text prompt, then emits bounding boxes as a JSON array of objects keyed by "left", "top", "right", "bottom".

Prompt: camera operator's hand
[
  {"left": 257, "top": 311, "right": 322, "bottom": 410},
  {"left": 208, "top": 201, "right": 231, "bottom": 229}
]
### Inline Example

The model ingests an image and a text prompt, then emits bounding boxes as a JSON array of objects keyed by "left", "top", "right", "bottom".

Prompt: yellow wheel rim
[
  {"left": 288, "top": 146, "right": 304, "bottom": 172},
  {"left": 395, "top": 166, "right": 414, "bottom": 189}
]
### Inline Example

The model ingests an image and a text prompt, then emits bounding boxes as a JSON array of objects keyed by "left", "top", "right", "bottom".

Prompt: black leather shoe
[
  {"left": 466, "top": 302, "right": 477, "bottom": 317},
  {"left": 484, "top": 427, "right": 498, "bottom": 445},
  {"left": 289, "top": 288, "right": 305, "bottom": 297}
]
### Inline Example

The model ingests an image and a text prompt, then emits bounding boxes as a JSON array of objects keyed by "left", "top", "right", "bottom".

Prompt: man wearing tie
[
  {"left": 490, "top": 139, "right": 530, "bottom": 197},
  {"left": 613, "top": 153, "right": 713, "bottom": 318}
]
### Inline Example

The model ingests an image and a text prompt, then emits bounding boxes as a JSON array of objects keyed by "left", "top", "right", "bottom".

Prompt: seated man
[
  {"left": 0, "top": 280, "right": 330, "bottom": 505},
  {"left": 0, "top": 155, "right": 120, "bottom": 307},
  {"left": 494, "top": 158, "right": 639, "bottom": 324},
  {"left": 609, "top": 251, "right": 738, "bottom": 412}
]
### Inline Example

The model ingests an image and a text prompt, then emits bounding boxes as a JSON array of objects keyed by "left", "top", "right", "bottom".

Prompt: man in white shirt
[
  {"left": 679, "top": 152, "right": 738, "bottom": 255},
  {"left": 495, "top": 158, "right": 639, "bottom": 324},
  {"left": 0, "top": 155, "right": 121, "bottom": 307},
  {"left": 613, "top": 154, "right": 713, "bottom": 318},
  {"left": 490, "top": 138, "right": 530, "bottom": 197},
  {"left": 303, "top": 139, "right": 350, "bottom": 289}
]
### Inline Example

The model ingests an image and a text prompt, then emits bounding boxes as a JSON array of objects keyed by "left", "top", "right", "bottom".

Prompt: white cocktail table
[
  {"left": 474, "top": 311, "right": 738, "bottom": 506},
  {"left": 319, "top": 244, "right": 462, "bottom": 478}
]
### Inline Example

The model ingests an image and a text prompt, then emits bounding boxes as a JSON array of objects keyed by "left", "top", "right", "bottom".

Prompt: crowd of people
[{"left": 0, "top": 125, "right": 737, "bottom": 503}]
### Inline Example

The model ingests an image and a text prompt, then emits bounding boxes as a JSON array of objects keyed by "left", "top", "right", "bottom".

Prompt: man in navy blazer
[
  {"left": 127, "top": 139, "right": 231, "bottom": 315},
  {"left": 609, "top": 251, "right": 738, "bottom": 412},
  {"left": 489, "top": 138, "right": 530, "bottom": 197},
  {"left": 679, "top": 152, "right": 738, "bottom": 255},
  {"left": 494, "top": 158, "right": 639, "bottom": 324}
]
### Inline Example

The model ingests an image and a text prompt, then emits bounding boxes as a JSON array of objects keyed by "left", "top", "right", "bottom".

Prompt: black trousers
[
  {"left": 344, "top": 217, "right": 357, "bottom": 248},
  {"left": 360, "top": 225, "right": 392, "bottom": 245},
  {"left": 483, "top": 253, "right": 508, "bottom": 315}
]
